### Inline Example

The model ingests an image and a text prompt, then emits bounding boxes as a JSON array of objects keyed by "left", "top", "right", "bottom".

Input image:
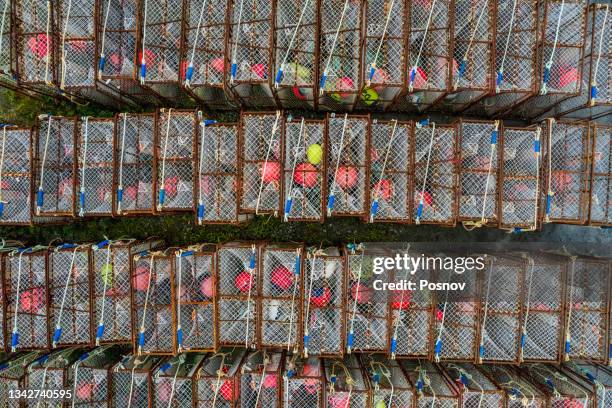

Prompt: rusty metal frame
[
  {"left": 282, "top": 356, "right": 325, "bottom": 407},
  {"left": 588, "top": 123, "right": 612, "bottom": 227},
  {"left": 238, "top": 350, "right": 285, "bottom": 407},
  {"left": 519, "top": 364, "right": 595, "bottom": 407},
  {"left": 195, "top": 348, "right": 247, "bottom": 407},
  {"left": 442, "top": 363, "right": 505, "bottom": 407},
  {"left": 153, "top": 354, "right": 206, "bottom": 407},
  {"left": 480, "top": 364, "right": 548, "bottom": 408},
  {"left": 25, "top": 348, "right": 83, "bottom": 402},
  {"left": 323, "top": 355, "right": 371, "bottom": 407},
  {"left": 110, "top": 354, "right": 163, "bottom": 408},
  {"left": 361, "top": 354, "right": 415, "bottom": 408},
  {"left": 562, "top": 363, "right": 612, "bottom": 408},
  {"left": 0, "top": 351, "right": 47, "bottom": 403},
  {"left": 400, "top": 360, "right": 461, "bottom": 407}
]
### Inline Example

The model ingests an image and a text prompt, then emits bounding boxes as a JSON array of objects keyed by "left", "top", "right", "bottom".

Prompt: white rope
[
  {"left": 275, "top": 0, "right": 312, "bottom": 88},
  {"left": 126, "top": 360, "right": 140, "bottom": 408},
  {"left": 53, "top": 246, "right": 80, "bottom": 348},
  {"left": 95, "top": 241, "right": 112, "bottom": 345},
  {"left": 564, "top": 256, "right": 577, "bottom": 361},
  {"left": 390, "top": 249, "right": 412, "bottom": 359},
  {"left": 302, "top": 253, "right": 317, "bottom": 357},
  {"left": 37, "top": 116, "right": 53, "bottom": 215},
  {"left": 185, "top": 0, "right": 209, "bottom": 87},
  {"left": 44, "top": 0, "right": 52, "bottom": 85},
  {"left": 137, "top": 254, "right": 156, "bottom": 355},
  {"left": 140, "top": 0, "right": 149, "bottom": 84},
  {"left": 591, "top": 5, "right": 609, "bottom": 104},
  {"left": 409, "top": 0, "right": 439, "bottom": 92},
  {"left": 98, "top": 0, "right": 113, "bottom": 79},
  {"left": 230, "top": 0, "right": 246, "bottom": 83},
  {"left": 157, "top": 109, "right": 173, "bottom": 212},
  {"left": 479, "top": 121, "right": 498, "bottom": 222},
  {"left": 244, "top": 245, "right": 256, "bottom": 348},
  {"left": 286, "top": 248, "right": 301, "bottom": 350},
  {"left": 175, "top": 250, "right": 186, "bottom": 352},
  {"left": 544, "top": 119, "right": 555, "bottom": 223},
  {"left": 367, "top": 0, "right": 396, "bottom": 86},
  {"left": 327, "top": 114, "right": 349, "bottom": 216},
  {"left": 532, "top": 128, "right": 542, "bottom": 230},
  {"left": 0, "top": 0, "right": 9, "bottom": 70},
  {"left": 253, "top": 353, "right": 269, "bottom": 407},
  {"left": 117, "top": 114, "right": 128, "bottom": 214},
  {"left": 284, "top": 118, "right": 306, "bottom": 222},
  {"left": 78, "top": 117, "right": 90, "bottom": 217},
  {"left": 541, "top": 0, "right": 566, "bottom": 95},
  {"left": 35, "top": 366, "right": 50, "bottom": 408},
  {"left": 478, "top": 256, "right": 494, "bottom": 363},
  {"left": 519, "top": 256, "right": 535, "bottom": 362},
  {"left": 448, "top": 364, "right": 485, "bottom": 408},
  {"left": 255, "top": 111, "right": 281, "bottom": 215},
  {"left": 347, "top": 248, "right": 365, "bottom": 353},
  {"left": 434, "top": 268, "right": 453, "bottom": 362},
  {"left": 10, "top": 251, "right": 25, "bottom": 352},
  {"left": 415, "top": 122, "right": 436, "bottom": 225},
  {"left": 0, "top": 125, "right": 8, "bottom": 205},
  {"left": 210, "top": 353, "right": 228, "bottom": 407},
  {"left": 496, "top": 0, "right": 519, "bottom": 93},
  {"left": 454, "top": 0, "right": 490, "bottom": 90},
  {"left": 370, "top": 120, "right": 398, "bottom": 222},
  {"left": 197, "top": 122, "right": 208, "bottom": 224},
  {"left": 59, "top": 0, "right": 74, "bottom": 89},
  {"left": 166, "top": 359, "right": 183, "bottom": 408},
  {"left": 319, "top": 0, "right": 350, "bottom": 95}
]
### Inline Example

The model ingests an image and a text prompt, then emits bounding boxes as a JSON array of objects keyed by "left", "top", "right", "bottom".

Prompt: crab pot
[
  {"left": 195, "top": 122, "right": 248, "bottom": 224},
  {"left": 541, "top": 119, "right": 590, "bottom": 225},
  {"left": 323, "top": 355, "right": 370, "bottom": 407},
  {"left": 443, "top": 363, "right": 504, "bottom": 408},
  {"left": 272, "top": 0, "right": 319, "bottom": 109},
  {"left": 113, "top": 112, "right": 156, "bottom": 216},
  {"left": 367, "top": 120, "right": 412, "bottom": 223},
  {"left": 392, "top": 0, "right": 452, "bottom": 112},
  {"left": 154, "top": 109, "right": 197, "bottom": 213},
  {"left": 476, "top": 254, "right": 526, "bottom": 364},
  {"left": 564, "top": 256, "right": 611, "bottom": 363},
  {"left": 480, "top": 365, "right": 547, "bottom": 408},
  {"left": 302, "top": 247, "right": 346, "bottom": 357},
  {"left": 225, "top": 0, "right": 276, "bottom": 109},
  {"left": 457, "top": 120, "right": 500, "bottom": 227},
  {"left": 514, "top": 0, "right": 587, "bottom": 119},
  {"left": 49, "top": 244, "right": 93, "bottom": 348},
  {"left": 520, "top": 365, "right": 594, "bottom": 407},
  {"left": 195, "top": 349, "right": 246, "bottom": 407},
  {"left": 588, "top": 124, "right": 612, "bottom": 226},
  {"left": 563, "top": 363, "right": 612, "bottom": 408},
  {"left": 181, "top": 0, "right": 232, "bottom": 109},
  {"left": 344, "top": 245, "right": 390, "bottom": 353},
  {"left": 153, "top": 354, "right": 206, "bottom": 408},
  {"left": 400, "top": 361, "right": 460, "bottom": 408},
  {"left": 467, "top": 0, "right": 539, "bottom": 117},
  {"left": 282, "top": 357, "right": 324, "bottom": 408},
  {"left": 239, "top": 112, "right": 285, "bottom": 215},
  {"left": 33, "top": 115, "right": 78, "bottom": 218},
  {"left": 3, "top": 247, "right": 50, "bottom": 351},
  {"left": 24, "top": 348, "right": 83, "bottom": 407},
  {"left": 216, "top": 242, "right": 260, "bottom": 348},
  {"left": 519, "top": 254, "right": 566, "bottom": 363},
  {"left": 550, "top": 4, "right": 611, "bottom": 120},
  {"left": 91, "top": 240, "right": 162, "bottom": 345},
  {"left": 259, "top": 243, "right": 304, "bottom": 350},
  {"left": 361, "top": 355, "right": 414, "bottom": 408},
  {"left": 282, "top": 117, "right": 326, "bottom": 222},
  {"left": 131, "top": 250, "right": 176, "bottom": 355},
  {"left": 137, "top": 0, "right": 188, "bottom": 104},
  {"left": 0, "top": 351, "right": 46, "bottom": 405},
  {"left": 68, "top": 345, "right": 127, "bottom": 407},
  {"left": 325, "top": 114, "right": 369, "bottom": 217},
  {"left": 412, "top": 122, "right": 457, "bottom": 226},
  {"left": 76, "top": 117, "right": 115, "bottom": 217},
  {"left": 174, "top": 245, "right": 218, "bottom": 352},
  {"left": 239, "top": 350, "right": 285, "bottom": 408},
  {"left": 110, "top": 355, "right": 162, "bottom": 408},
  {"left": 498, "top": 125, "right": 543, "bottom": 231},
  {"left": 431, "top": 257, "right": 481, "bottom": 362}
]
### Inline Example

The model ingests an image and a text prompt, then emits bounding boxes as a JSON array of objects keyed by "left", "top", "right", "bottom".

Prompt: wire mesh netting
[
  {"left": 174, "top": 245, "right": 217, "bottom": 352},
  {"left": 412, "top": 123, "right": 457, "bottom": 225},
  {"left": 520, "top": 364, "right": 593, "bottom": 407},
  {"left": 499, "top": 125, "right": 542, "bottom": 231},
  {"left": 401, "top": 360, "right": 460, "bottom": 408},
  {"left": 259, "top": 244, "right": 303, "bottom": 350},
  {"left": 362, "top": 355, "right": 414, "bottom": 408},
  {"left": 323, "top": 356, "right": 369, "bottom": 407},
  {"left": 49, "top": 245, "right": 92, "bottom": 348},
  {"left": 283, "top": 118, "right": 326, "bottom": 222},
  {"left": 302, "top": 248, "right": 345, "bottom": 357},
  {"left": 132, "top": 250, "right": 176, "bottom": 355},
  {"left": 153, "top": 354, "right": 205, "bottom": 408},
  {"left": 273, "top": 0, "right": 318, "bottom": 109},
  {"left": 589, "top": 124, "right": 612, "bottom": 226},
  {"left": 443, "top": 363, "right": 504, "bottom": 408},
  {"left": 457, "top": 120, "right": 499, "bottom": 226},
  {"left": 0, "top": 352, "right": 46, "bottom": 406},
  {"left": 34, "top": 115, "right": 78, "bottom": 217},
  {"left": 195, "top": 122, "right": 245, "bottom": 225},
  {"left": 563, "top": 363, "right": 612, "bottom": 408},
  {"left": 239, "top": 350, "right": 284, "bottom": 407},
  {"left": 4, "top": 248, "right": 50, "bottom": 351},
  {"left": 326, "top": 114, "right": 369, "bottom": 217},
  {"left": 155, "top": 109, "right": 196, "bottom": 213},
  {"left": 368, "top": 120, "right": 411, "bottom": 223},
  {"left": 76, "top": 117, "right": 115, "bottom": 217},
  {"left": 317, "top": 0, "right": 363, "bottom": 111},
  {"left": 24, "top": 348, "right": 82, "bottom": 407},
  {"left": 239, "top": 112, "right": 284, "bottom": 215},
  {"left": 0, "top": 0, "right": 10, "bottom": 76},
  {"left": 481, "top": 365, "right": 547, "bottom": 408},
  {"left": 195, "top": 349, "right": 246, "bottom": 407},
  {"left": 110, "top": 355, "right": 162, "bottom": 408},
  {"left": 114, "top": 112, "right": 156, "bottom": 216},
  {"left": 541, "top": 119, "right": 590, "bottom": 225},
  {"left": 283, "top": 356, "right": 324, "bottom": 407},
  {"left": 217, "top": 243, "right": 259, "bottom": 348}
]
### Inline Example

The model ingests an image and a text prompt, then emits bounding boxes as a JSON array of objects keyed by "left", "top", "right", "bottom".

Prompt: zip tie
[
  {"left": 327, "top": 114, "right": 349, "bottom": 216},
  {"left": 370, "top": 120, "right": 398, "bottom": 222},
  {"left": 185, "top": 0, "right": 209, "bottom": 86},
  {"left": 540, "top": 0, "right": 566, "bottom": 95},
  {"left": 275, "top": 0, "right": 311, "bottom": 88},
  {"left": 78, "top": 117, "right": 90, "bottom": 217},
  {"left": 319, "top": 0, "right": 350, "bottom": 95},
  {"left": 284, "top": 119, "right": 306, "bottom": 221},
  {"left": 415, "top": 122, "right": 436, "bottom": 224}
]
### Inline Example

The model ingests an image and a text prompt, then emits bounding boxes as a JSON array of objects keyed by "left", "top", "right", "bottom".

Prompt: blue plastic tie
[
  {"left": 458, "top": 60, "right": 467, "bottom": 78},
  {"left": 370, "top": 200, "right": 379, "bottom": 217},
  {"left": 117, "top": 188, "right": 123, "bottom": 203},
  {"left": 179, "top": 251, "right": 194, "bottom": 258},
  {"left": 586, "top": 372, "right": 595, "bottom": 383},
  {"left": 319, "top": 74, "right": 327, "bottom": 90},
  {"left": 197, "top": 204, "right": 205, "bottom": 219},
  {"left": 138, "top": 332, "right": 145, "bottom": 346},
  {"left": 565, "top": 340, "right": 571, "bottom": 354},
  {"left": 416, "top": 380, "right": 424, "bottom": 391},
  {"left": 99, "top": 56, "right": 106, "bottom": 72},
  {"left": 186, "top": 65, "right": 194, "bottom": 81},
  {"left": 591, "top": 85, "right": 597, "bottom": 98},
  {"left": 496, "top": 71, "right": 503, "bottom": 86},
  {"left": 369, "top": 66, "right": 376, "bottom": 82},
  {"left": 177, "top": 328, "right": 183, "bottom": 346},
  {"left": 347, "top": 333, "right": 354, "bottom": 347},
  {"left": 479, "top": 345, "right": 485, "bottom": 358},
  {"left": 158, "top": 189, "right": 165, "bottom": 206},
  {"left": 416, "top": 202, "right": 424, "bottom": 218},
  {"left": 58, "top": 243, "right": 77, "bottom": 250},
  {"left": 294, "top": 256, "right": 301, "bottom": 275},
  {"left": 249, "top": 253, "right": 256, "bottom": 269},
  {"left": 231, "top": 63, "right": 237, "bottom": 79},
  {"left": 417, "top": 119, "right": 430, "bottom": 128},
  {"left": 79, "top": 352, "right": 89, "bottom": 361},
  {"left": 160, "top": 363, "right": 171, "bottom": 373},
  {"left": 0, "top": 202, "right": 4, "bottom": 217},
  {"left": 534, "top": 140, "right": 540, "bottom": 153},
  {"left": 546, "top": 194, "right": 552, "bottom": 216},
  {"left": 284, "top": 198, "right": 292, "bottom": 216},
  {"left": 80, "top": 192, "right": 85, "bottom": 209},
  {"left": 96, "top": 324, "right": 105, "bottom": 339},
  {"left": 53, "top": 328, "right": 62, "bottom": 343},
  {"left": 37, "top": 190, "right": 44, "bottom": 207},
  {"left": 410, "top": 68, "right": 416, "bottom": 83},
  {"left": 390, "top": 338, "right": 397, "bottom": 353},
  {"left": 275, "top": 68, "right": 283, "bottom": 84},
  {"left": 203, "top": 119, "right": 217, "bottom": 126},
  {"left": 543, "top": 67, "right": 550, "bottom": 85},
  {"left": 434, "top": 339, "right": 442, "bottom": 354},
  {"left": 140, "top": 63, "right": 146, "bottom": 81},
  {"left": 490, "top": 131, "right": 498, "bottom": 145},
  {"left": 372, "top": 373, "right": 380, "bottom": 383},
  {"left": 96, "top": 240, "right": 109, "bottom": 249},
  {"left": 521, "top": 333, "right": 526, "bottom": 347},
  {"left": 11, "top": 333, "right": 18, "bottom": 347},
  {"left": 303, "top": 335, "right": 309, "bottom": 347},
  {"left": 327, "top": 195, "right": 335, "bottom": 210},
  {"left": 460, "top": 374, "right": 468, "bottom": 386}
]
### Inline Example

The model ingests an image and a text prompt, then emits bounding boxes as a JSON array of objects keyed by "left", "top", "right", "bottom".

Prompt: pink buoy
[
  {"left": 200, "top": 277, "right": 214, "bottom": 298},
  {"left": 310, "top": 286, "right": 331, "bottom": 307},
  {"left": 291, "top": 86, "right": 308, "bottom": 100},
  {"left": 551, "top": 171, "right": 573, "bottom": 193},
  {"left": 138, "top": 49, "right": 157, "bottom": 69},
  {"left": 336, "top": 77, "right": 355, "bottom": 98},
  {"left": 27, "top": 34, "right": 52, "bottom": 58},
  {"left": 390, "top": 290, "right": 412, "bottom": 310},
  {"left": 413, "top": 67, "right": 428, "bottom": 89},
  {"left": 158, "top": 380, "right": 172, "bottom": 402},
  {"left": 293, "top": 163, "right": 318, "bottom": 188},
  {"left": 261, "top": 161, "right": 281, "bottom": 183},
  {"left": 329, "top": 394, "right": 350, "bottom": 408},
  {"left": 235, "top": 271, "right": 254, "bottom": 293},
  {"left": 271, "top": 266, "right": 294, "bottom": 290},
  {"left": 163, "top": 176, "right": 178, "bottom": 198},
  {"left": 210, "top": 376, "right": 234, "bottom": 401},
  {"left": 125, "top": 186, "right": 138, "bottom": 200},
  {"left": 555, "top": 66, "right": 579, "bottom": 89},
  {"left": 263, "top": 374, "right": 277, "bottom": 389},
  {"left": 335, "top": 166, "right": 358, "bottom": 189},
  {"left": 251, "top": 63, "right": 267, "bottom": 79},
  {"left": 20, "top": 287, "right": 45, "bottom": 313},
  {"left": 76, "top": 381, "right": 95, "bottom": 400},
  {"left": 350, "top": 283, "right": 372, "bottom": 304},
  {"left": 133, "top": 265, "right": 151, "bottom": 291},
  {"left": 210, "top": 57, "right": 225, "bottom": 73},
  {"left": 373, "top": 179, "right": 393, "bottom": 200},
  {"left": 414, "top": 191, "right": 434, "bottom": 207}
]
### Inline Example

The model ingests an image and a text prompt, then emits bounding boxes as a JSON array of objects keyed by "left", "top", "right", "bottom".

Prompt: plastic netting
[
  {"left": 481, "top": 365, "right": 547, "bottom": 408},
  {"left": 401, "top": 361, "right": 460, "bottom": 408},
  {"left": 132, "top": 252, "right": 176, "bottom": 355},
  {"left": 323, "top": 356, "right": 369, "bottom": 407},
  {"left": 217, "top": 243, "right": 259, "bottom": 347},
  {"left": 76, "top": 117, "right": 115, "bottom": 217},
  {"left": 457, "top": 120, "right": 499, "bottom": 225},
  {"left": 443, "top": 363, "right": 504, "bottom": 408},
  {"left": 413, "top": 123, "right": 457, "bottom": 225},
  {"left": 196, "top": 122, "right": 243, "bottom": 224},
  {"left": 363, "top": 355, "right": 414, "bottom": 408},
  {"left": 302, "top": 249, "right": 345, "bottom": 357},
  {"left": 195, "top": 349, "right": 246, "bottom": 407},
  {"left": 259, "top": 244, "right": 303, "bottom": 350},
  {"left": 326, "top": 114, "right": 369, "bottom": 217},
  {"left": 4, "top": 249, "right": 50, "bottom": 351},
  {"left": 239, "top": 112, "right": 284, "bottom": 215},
  {"left": 49, "top": 246, "right": 92, "bottom": 347},
  {"left": 114, "top": 112, "right": 156, "bottom": 216},
  {"left": 317, "top": 0, "right": 362, "bottom": 110},
  {"left": 155, "top": 109, "right": 196, "bottom": 213},
  {"left": 110, "top": 355, "right": 161, "bottom": 408},
  {"left": 499, "top": 126, "right": 542, "bottom": 231},
  {"left": 282, "top": 356, "right": 324, "bottom": 407},
  {"left": 589, "top": 124, "right": 612, "bottom": 226},
  {"left": 34, "top": 116, "right": 78, "bottom": 217},
  {"left": 239, "top": 350, "right": 283, "bottom": 408},
  {"left": 368, "top": 120, "right": 411, "bottom": 223},
  {"left": 283, "top": 118, "right": 326, "bottom": 222},
  {"left": 153, "top": 354, "right": 205, "bottom": 408}
]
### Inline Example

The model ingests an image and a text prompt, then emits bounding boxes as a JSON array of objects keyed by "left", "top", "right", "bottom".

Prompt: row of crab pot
[
  {"left": 1, "top": 112, "right": 611, "bottom": 228},
  {"left": 2, "top": 0, "right": 609, "bottom": 119},
  {"left": 0, "top": 241, "right": 609, "bottom": 365},
  {"left": 0, "top": 347, "right": 611, "bottom": 408}
]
